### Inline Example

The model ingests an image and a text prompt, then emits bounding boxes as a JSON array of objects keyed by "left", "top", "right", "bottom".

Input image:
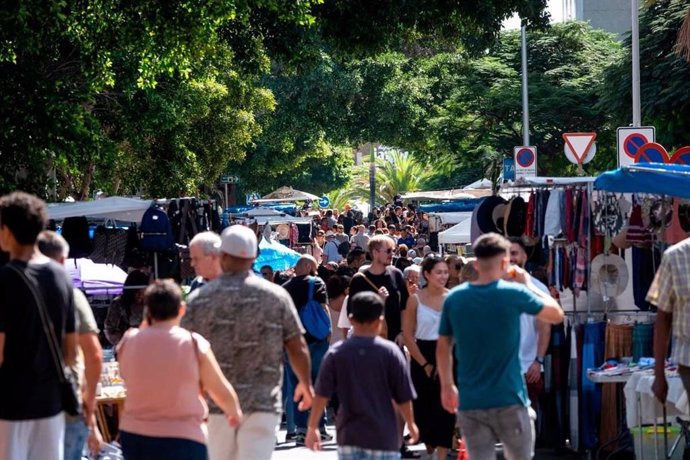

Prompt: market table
[
  {"left": 623, "top": 370, "right": 689, "bottom": 459},
  {"left": 95, "top": 385, "right": 126, "bottom": 443}
]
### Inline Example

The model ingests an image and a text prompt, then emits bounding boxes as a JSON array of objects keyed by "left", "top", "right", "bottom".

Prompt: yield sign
[{"left": 563, "top": 132, "right": 597, "bottom": 165}]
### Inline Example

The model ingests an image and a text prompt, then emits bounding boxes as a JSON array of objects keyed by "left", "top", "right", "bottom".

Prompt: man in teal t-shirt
[{"left": 437, "top": 233, "right": 563, "bottom": 460}]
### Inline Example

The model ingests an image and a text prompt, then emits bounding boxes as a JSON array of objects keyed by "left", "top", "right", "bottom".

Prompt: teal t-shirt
[{"left": 439, "top": 279, "right": 544, "bottom": 411}]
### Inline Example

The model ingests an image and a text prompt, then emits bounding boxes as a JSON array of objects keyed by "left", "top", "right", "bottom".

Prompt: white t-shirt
[
  {"left": 337, "top": 296, "right": 351, "bottom": 329},
  {"left": 519, "top": 277, "right": 549, "bottom": 375}
]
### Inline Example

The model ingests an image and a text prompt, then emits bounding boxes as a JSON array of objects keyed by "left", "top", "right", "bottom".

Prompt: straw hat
[{"left": 590, "top": 254, "right": 629, "bottom": 298}]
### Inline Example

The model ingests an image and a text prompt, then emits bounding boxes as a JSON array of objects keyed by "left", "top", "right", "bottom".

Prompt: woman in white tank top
[{"left": 402, "top": 254, "right": 456, "bottom": 459}]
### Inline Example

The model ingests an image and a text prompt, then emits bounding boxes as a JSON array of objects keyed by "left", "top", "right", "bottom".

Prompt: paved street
[{"left": 272, "top": 425, "right": 433, "bottom": 460}]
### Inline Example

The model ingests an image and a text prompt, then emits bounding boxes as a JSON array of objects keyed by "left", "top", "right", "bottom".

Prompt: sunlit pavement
[{"left": 272, "top": 425, "right": 443, "bottom": 460}]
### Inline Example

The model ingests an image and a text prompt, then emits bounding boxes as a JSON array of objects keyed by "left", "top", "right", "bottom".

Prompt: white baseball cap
[{"left": 218, "top": 225, "right": 258, "bottom": 259}]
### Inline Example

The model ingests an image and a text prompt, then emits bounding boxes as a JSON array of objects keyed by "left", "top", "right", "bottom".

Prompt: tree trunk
[{"left": 77, "top": 162, "right": 96, "bottom": 201}]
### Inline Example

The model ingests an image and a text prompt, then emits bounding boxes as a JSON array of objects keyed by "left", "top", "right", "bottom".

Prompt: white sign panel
[
  {"left": 514, "top": 146, "right": 537, "bottom": 179},
  {"left": 616, "top": 126, "right": 656, "bottom": 167}
]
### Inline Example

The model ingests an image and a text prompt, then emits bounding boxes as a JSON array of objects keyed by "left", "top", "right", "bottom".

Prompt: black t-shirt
[
  {"left": 348, "top": 266, "right": 407, "bottom": 340},
  {"left": 0, "top": 260, "right": 75, "bottom": 420},
  {"left": 282, "top": 275, "right": 328, "bottom": 343}
]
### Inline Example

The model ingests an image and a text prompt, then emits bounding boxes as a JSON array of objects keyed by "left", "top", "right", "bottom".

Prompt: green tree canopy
[{"left": 601, "top": 0, "right": 690, "bottom": 151}]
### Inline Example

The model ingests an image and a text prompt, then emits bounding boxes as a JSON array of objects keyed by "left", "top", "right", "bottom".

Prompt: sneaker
[
  {"left": 400, "top": 445, "right": 421, "bottom": 459},
  {"left": 294, "top": 433, "right": 305, "bottom": 447},
  {"left": 320, "top": 429, "right": 334, "bottom": 442},
  {"left": 285, "top": 432, "right": 297, "bottom": 443}
]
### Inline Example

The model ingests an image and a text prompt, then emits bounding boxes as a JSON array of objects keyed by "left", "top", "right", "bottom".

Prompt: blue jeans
[
  {"left": 64, "top": 417, "right": 88, "bottom": 460},
  {"left": 288, "top": 339, "right": 329, "bottom": 432},
  {"left": 283, "top": 353, "right": 296, "bottom": 434},
  {"left": 120, "top": 431, "right": 207, "bottom": 460}
]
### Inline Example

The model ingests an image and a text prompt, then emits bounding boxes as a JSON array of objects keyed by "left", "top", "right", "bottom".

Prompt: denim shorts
[{"left": 337, "top": 445, "right": 401, "bottom": 460}]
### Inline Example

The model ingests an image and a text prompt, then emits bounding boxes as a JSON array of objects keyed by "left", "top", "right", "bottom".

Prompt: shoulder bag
[
  {"left": 7, "top": 264, "right": 81, "bottom": 416},
  {"left": 352, "top": 272, "right": 389, "bottom": 339}
]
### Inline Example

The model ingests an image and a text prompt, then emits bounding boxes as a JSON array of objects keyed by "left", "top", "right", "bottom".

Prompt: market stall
[{"left": 580, "top": 163, "right": 690, "bottom": 458}]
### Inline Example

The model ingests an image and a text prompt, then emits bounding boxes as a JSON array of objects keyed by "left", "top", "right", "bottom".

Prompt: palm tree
[{"left": 350, "top": 148, "right": 434, "bottom": 204}]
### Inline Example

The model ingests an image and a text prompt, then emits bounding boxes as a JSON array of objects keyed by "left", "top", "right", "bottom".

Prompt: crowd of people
[{"left": 0, "top": 192, "right": 570, "bottom": 460}]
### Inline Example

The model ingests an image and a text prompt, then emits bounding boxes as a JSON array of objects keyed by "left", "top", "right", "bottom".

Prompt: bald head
[{"left": 294, "top": 255, "right": 318, "bottom": 276}]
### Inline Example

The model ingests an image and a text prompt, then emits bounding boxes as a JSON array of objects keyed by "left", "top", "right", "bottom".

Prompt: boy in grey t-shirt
[{"left": 305, "top": 292, "right": 419, "bottom": 459}]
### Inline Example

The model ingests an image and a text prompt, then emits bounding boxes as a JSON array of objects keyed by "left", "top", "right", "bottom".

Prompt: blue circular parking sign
[
  {"left": 319, "top": 196, "right": 330, "bottom": 208},
  {"left": 623, "top": 133, "right": 648, "bottom": 159},
  {"left": 516, "top": 148, "right": 535, "bottom": 168}
]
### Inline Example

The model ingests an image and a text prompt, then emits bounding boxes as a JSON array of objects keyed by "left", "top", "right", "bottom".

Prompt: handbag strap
[
  {"left": 189, "top": 330, "right": 204, "bottom": 394},
  {"left": 353, "top": 271, "right": 380, "bottom": 293},
  {"left": 307, "top": 276, "right": 315, "bottom": 303},
  {"left": 7, "top": 263, "right": 68, "bottom": 383}
]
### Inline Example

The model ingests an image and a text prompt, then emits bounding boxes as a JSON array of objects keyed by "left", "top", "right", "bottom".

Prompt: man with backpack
[
  {"left": 322, "top": 231, "right": 342, "bottom": 264},
  {"left": 282, "top": 255, "right": 332, "bottom": 446}
]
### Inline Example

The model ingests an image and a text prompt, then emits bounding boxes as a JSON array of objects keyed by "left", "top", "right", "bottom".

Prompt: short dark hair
[
  {"left": 260, "top": 265, "right": 273, "bottom": 273},
  {"left": 346, "top": 247, "right": 365, "bottom": 264},
  {"left": 144, "top": 279, "right": 182, "bottom": 321},
  {"left": 508, "top": 236, "right": 528, "bottom": 254},
  {"left": 326, "top": 274, "right": 351, "bottom": 298},
  {"left": 473, "top": 233, "right": 511, "bottom": 260},
  {"left": 348, "top": 292, "right": 384, "bottom": 324},
  {"left": 0, "top": 192, "right": 48, "bottom": 245}
]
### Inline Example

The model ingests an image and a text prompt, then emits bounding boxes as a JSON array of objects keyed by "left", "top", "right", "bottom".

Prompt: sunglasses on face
[{"left": 378, "top": 248, "right": 394, "bottom": 254}]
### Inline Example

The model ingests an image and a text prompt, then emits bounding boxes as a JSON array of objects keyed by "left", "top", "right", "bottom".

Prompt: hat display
[
  {"left": 475, "top": 195, "right": 508, "bottom": 235},
  {"left": 276, "top": 223, "right": 290, "bottom": 240},
  {"left": 590, "top": 254, "right": 629, "bottom": 299},
  {"left": 219, "top": 225, "right": 258, "bottom": 259},
  {"left": 504, "top": 196, "right": 526, "bottom": 237},
  {"left": 592, "top": 194, "right": 624, "bottom": 236},
  {"left": 492, "top": 203, "right": 507, "bottom": 235}
]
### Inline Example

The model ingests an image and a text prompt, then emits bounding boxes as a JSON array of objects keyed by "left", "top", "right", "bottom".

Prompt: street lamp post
[{"left": 521, "top": 21, "right": 530, "bottom": 146}]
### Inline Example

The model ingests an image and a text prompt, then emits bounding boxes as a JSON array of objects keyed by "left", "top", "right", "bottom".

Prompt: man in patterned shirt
[
  {"left": 183, "top": 225, "right": 313, "bottom": 460},
  {"left": 649, "top": 237, "right": 690, "bottom": 403}
]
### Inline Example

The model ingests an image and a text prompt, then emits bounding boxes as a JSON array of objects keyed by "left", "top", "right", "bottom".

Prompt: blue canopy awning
[
  {"left": 253, "top": 238, "right": 301, "bottom": 272},
  {"left": 594, "top": 163, "right": 690, "bottom": 199}
]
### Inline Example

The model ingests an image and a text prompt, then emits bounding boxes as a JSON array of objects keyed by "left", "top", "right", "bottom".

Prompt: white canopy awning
[
  {"left": 438, "top": 216, "right": 473, "bottom": 245},
  {"left": 47, "top": 197, "right": 153, "bottom": 222},
  {"left": 428, "top": 212, "right": 472, "bottom": 226},
  {"left": 401, "top": 190, "right": 480, "bottom": 201}
]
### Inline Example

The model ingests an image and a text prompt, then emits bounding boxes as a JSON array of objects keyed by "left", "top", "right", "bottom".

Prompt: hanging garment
[
  {"left": 599, "top": 323, "right": 633, "bottom": 450},
  {"left": 525, "top": 192, "right": 536, "bottom": 238},
  {"left": 544, "top": 189, "right": 564, "bottom": 236},
  {"left": 568, "top": 324, "right": 582, "bottom": 452},
  {"left": 580, "top": 321, "right": 606, "bottom": 451},
  {"left": 578, "top": 190, "right": 591, "bottom": 248},
  {"left": 626, "top": 197, "right": 652, "bottom": 245},
  {"left": 632, "top": 323, "right": 654, "bottom": 362},
  {"left": 573, "top": 247, "right": 587, "bottom": 296},
  {"left": 565, "top": 188, "right": 575, "bottom": 243},
  {"left": 632, "top": 246, "right": 661, "bottom": 311}
]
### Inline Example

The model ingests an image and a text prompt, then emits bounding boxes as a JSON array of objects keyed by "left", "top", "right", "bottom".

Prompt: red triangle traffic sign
[{"left": 563, "top": 132, "right": 597, "bottom": 164}]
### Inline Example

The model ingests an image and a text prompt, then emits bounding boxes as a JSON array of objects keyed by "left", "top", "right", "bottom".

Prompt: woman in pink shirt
[{"left": 117, "top": 280, "right": 242, "bottom": 460}]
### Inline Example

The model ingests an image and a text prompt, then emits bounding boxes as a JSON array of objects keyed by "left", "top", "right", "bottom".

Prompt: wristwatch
[{"left": 535, "top": 356, "right": 545, "bottom": 365}]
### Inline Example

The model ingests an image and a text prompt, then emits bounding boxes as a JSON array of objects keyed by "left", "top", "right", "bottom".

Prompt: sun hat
[
  {"left": 590, "top": 254, "right": 629, "bottom": 298},
  {"left": 219, "top": 225, "right": 258, "bottom": 259},
  {"left": 476, "top": 195, "right": 508, "bottom": 235}
]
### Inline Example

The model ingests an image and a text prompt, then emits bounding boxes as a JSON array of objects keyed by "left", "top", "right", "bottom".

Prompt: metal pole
[
  {"left": 369, "top": 144, "right": 376, "bottom": 211},
  {"left": 224, "top": 183, "right": 229, "bottom": 209},
  {"left": 521, "top": 22, "right": 530, "bottom": 146},
  {"left": 631, "top": 0, "right": 641, "bottom": 126}
]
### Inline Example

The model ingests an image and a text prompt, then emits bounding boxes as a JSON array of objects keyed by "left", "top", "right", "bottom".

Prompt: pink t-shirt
[{"left": 117, "top": 324, "right": 210, "bottom": 445}]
